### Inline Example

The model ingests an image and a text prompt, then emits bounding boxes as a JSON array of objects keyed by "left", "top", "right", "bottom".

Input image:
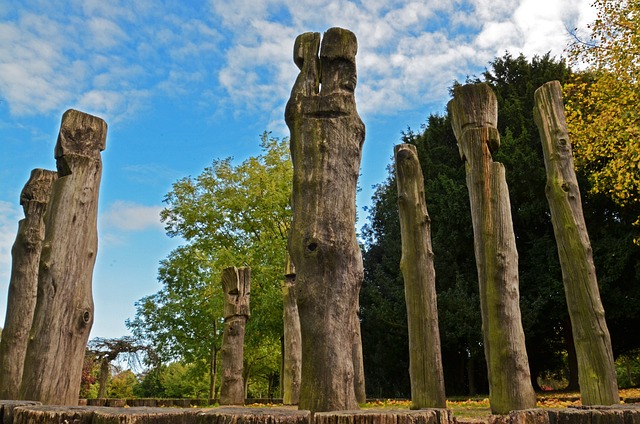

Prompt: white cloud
[
  {"left": 0, "top": 0, "right": 595, "bottom": 125},
  {"left": 100, "top": 200, "right": 164, "bottom": 232}
]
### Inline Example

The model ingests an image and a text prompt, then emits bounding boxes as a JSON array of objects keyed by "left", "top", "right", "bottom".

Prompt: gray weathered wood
[
  {"left": 314, "top": 409, "right": 454, "bottom": 424},
  {"left": 285, "top": 27, "right": 365, "bottom": 412},
  {"left": 282, "top": 255, "right": 301, "bottom": 405},
  {"left": 533, "top": 80, "right": 619, "bottom": 406},
  {"left": 19, "top": 109, "right": 106, "bottom": 405},
  {"left": 219, "top": 267, "right": 251, "bottom": 406},
  {"left": 448, "top": 83, "right": 536, "bottom": 414},
  {"left": 0, "top": 169, "right": 56, "bottom": 400},
  {"left": 394, "top": 143, "right": 446, "bottom": 409}
]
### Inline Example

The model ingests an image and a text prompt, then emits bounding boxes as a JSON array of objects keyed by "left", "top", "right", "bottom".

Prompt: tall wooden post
[
  {"left": 285, "top": 27, "right": 365, "bottom": 412},
  {"left": 219, "top": 266, "right": 251, "bottom": 406},
  {"left": 282, "top": 256, "right": 301, "bottom": 405},
  {"left": 394, "top": 143, "right": 446, "bottom": 409},
  {"left": 0, "top": 169, "right": 56, "bottom": 399},
  {"left": 20, "top": 109, "right": 106, "bottom": 405},
  {"left": 448, "top": 84, "right": 536, "bottom": 414},
  {"left": 533, "top": 80, "right": 619, "bottom": 405}
]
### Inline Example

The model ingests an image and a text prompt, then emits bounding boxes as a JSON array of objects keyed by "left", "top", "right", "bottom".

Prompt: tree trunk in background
[
  {"left": 563, "top": 319, "right": 580, "bottom": 392},
  {"left": 20, "top": 109, "right": 107, "bottom": 405},
  {"left": 219, "top": 266, "right": 250, "bottom": 406},
  {"left": 285, "top": 27, "right": 365, "bottom": 412},
  {"left": 0, "top": 169, "right": 56, "bottom": 400},
  {"left": 448, "top": 84, "right": 536, "bottom": 414},
  {"left": 97, "top": 359, "right": 110, "bottom": 399},
  {"left": 282, "top": 255, "right": 301, "bottom": 405},
  {"left": 209, "top": 343, "right": 219, "bottom": 402},
  {"left": 352, "top": 310, "right": 366, "bottom": 405},
  {"left": 394, "top": 143, "right": 446, "bottom": 409},
  {"left": 534, "top": 81, "right": 619, "bottom": 405}
]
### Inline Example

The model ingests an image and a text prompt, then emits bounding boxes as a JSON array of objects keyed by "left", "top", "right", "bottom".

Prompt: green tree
[
  {"left": 127, "top": 132, "right": 291, "bottom": 400},
  {"left": 108, "top": 370, "right": 138, "bottom": 399},
  {"left": 565, "top": 0, "right": 640, "bottom": 224}
]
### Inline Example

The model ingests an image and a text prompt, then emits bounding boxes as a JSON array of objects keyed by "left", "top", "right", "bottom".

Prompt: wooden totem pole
[
  {"left": 0, "top": 169, "right": 57, "bottom": 399},
  {"left": 534, "top": 81, "right": 619, "bottom": 405},
  {"left": 20, "top": 109, "right": 106, "bottom": 405},
  {"left": 219, "top": 266, "right": 251, "bottom": 406},
  {"left": 285, "top": 27, "right": 366, "bottom": 412},
  {"left": 448, "top": 84, "right": 536, "bottom": 414},
  {"left": 394, "top": 143, "right": 446, "bottom": 409},
  {"left": 282, "top": 255, "right": 301, "bottom": 405}
]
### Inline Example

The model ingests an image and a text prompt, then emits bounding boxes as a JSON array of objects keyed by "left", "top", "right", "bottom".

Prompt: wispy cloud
[
  {"left": 100, "top": 200, "right": 164, "bottom": 233},
  {"left": 0, "top": 0, "right": 593, "bottom": 125}
]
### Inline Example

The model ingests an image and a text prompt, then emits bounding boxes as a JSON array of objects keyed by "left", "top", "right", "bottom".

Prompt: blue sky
[{"left": 0, "top": 0, "right": 594, "bottom": 338}]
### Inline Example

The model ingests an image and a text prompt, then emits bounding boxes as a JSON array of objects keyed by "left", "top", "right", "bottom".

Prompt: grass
[{"left": 360, "top": 388, "right": 640, "bottom": 421}]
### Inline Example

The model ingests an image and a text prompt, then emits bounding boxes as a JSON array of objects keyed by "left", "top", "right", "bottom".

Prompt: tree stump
[
  {"left": 0, "top": 400, "right": 41, "bottom": 424},
  {"left": 219, "top": 267, "right": 251, "bottom": 406},
  {"left": 0, "top": 169, "right": 56, "bottom": 400},
  {"left": 282, "top": 255, "right": 301, "bottom": 405},
  {"left": 285, "top": 27, "right": 366, "bottom": 412},
  {"left": 533, "top": 80, "right": 619, "bottom": 406},
  {"left": 448, "top": 84, "right": 536, "bottom": 414},
  {"left": 314, "top": 408, "right": 454, "bottom": 424},
  {"left": 394, "top": 143, "right": 446, "bottom": 409},
  {"left": 199, "top": 407, "right": 310, "bottom": 424},
  {"left": 20, "top": 109, "right": 107, "bottom": 405}
]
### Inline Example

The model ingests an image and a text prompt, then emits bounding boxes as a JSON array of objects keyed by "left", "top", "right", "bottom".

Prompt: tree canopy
[
  {"left": 565, "top": 0, "right": 640, "bottom": 224},
  {"left": 360, "top": 52, "right": 640, "bottom": 397},
  {"left": 127, "top": 132, "right": 291, "bottom": 399}
]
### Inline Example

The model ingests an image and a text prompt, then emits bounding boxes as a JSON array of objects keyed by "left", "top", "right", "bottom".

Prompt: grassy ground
[{"left": 360, "top": 388, "right": 640, "bottom": 421}]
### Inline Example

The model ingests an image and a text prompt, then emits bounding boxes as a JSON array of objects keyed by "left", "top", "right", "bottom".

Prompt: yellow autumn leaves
[{"left": 564, "top": 0, "right": 640, "bottom": 218}]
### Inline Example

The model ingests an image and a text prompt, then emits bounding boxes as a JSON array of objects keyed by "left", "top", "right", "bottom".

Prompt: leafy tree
[
  {"left": 127, "top": 132, "right": 291, "bottom": 400},
  {"left": 87, "top": 336, "right": 149, "bottom": 398},
  {"left": 565, "top": 0, "right": 640, "bottom": 225},
  {"left": 108, "top": 370, "right": 138, "bottom": 398}
]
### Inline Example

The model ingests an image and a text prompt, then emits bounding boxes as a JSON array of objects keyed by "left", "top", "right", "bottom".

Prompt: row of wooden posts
[
  {"left": 0, "top": 26, "right": 620, "bottom": 415},
  {"left": 391, "top": 80, "right": 619, "bottom": 414}
]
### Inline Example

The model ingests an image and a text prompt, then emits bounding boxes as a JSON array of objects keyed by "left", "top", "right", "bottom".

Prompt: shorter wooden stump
[{"left": 314, "top": 408, "right": 454, "bottom": 424}]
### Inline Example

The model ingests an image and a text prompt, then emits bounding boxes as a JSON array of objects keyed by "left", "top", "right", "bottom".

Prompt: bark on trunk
[
  {"left": 285, "top": 27, "right": 365, "bottom": 412},
  {"left": 20, "top": 109, "right": 107, "bottom": 405},
  {"left": 394, "top": 143, "right": 446, "bottom": 409},
  {"left": 210, "top": 343, "right": 219, "bottom": 402},
  {"left": 352, "top": 311, "right": 366, "bottom": 405},
  {"left": 563, "top": 319, "right": 580, "bottom": 392},
  {"left": 282, "top": 255, "right": 301, "bottom": 405},
  {"left": 219, "top": 266, "right": 250, "bottom": 406},
  {"left": 533, "top": 81, "right": 619, "bottom": 405},
  {"left": 448, "top": 84, "right": 536, "bottom": 414},
  {"left": 97, "top": 359, "right": 110, "bottom": 399},
  {"left": 0, "top": 169, "right": 56, "bottom": 400}
]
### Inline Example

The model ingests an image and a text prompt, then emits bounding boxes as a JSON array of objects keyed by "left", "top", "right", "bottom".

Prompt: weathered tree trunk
[
  {"left": 448, "top": 84, "right": 536, "bottom": 414},
  {"left": 0, "top": 169, "right": 56, "bottom": 400},
  {"left": 20, "top": 109, "right": 107, "bottom": 405},
  {"left": 394, "top": 143, "right": 446, "bottom": 409},
  {"left": 219, "top": 266, "right": 250, "bottom": 406},
  {"left": 533, "top": 80, "right": 619, "bottom": 406},
  {"left": 563, "top": 319, "right": 580, "bottom": 392},
  {"left": 285, "top": 27, "right": 365, "bottom": 412},
  {"left": 282, "top": 255, "right": 301, "bottom": 405},
  {"left": 209, "top": 342, "right": 219, "bottom": 402},
  {"left": 97, "top": 359, "right": 110, "bottom": 399},
  {"left": 352, "top": 310, "right": 366, "bottom": 405}
]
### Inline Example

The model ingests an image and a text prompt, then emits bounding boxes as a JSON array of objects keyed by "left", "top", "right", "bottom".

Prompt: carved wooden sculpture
[
  {"left": 534, "top": 81, "right": 619, "bottom": 406},
  {"left": 394, "top": 143, "right": 446, "bottom": 409},
  {"left": 20, "top": 109, "right": 106, "bottom": 405},
  {"left": 448, "top": 84, "right": 536, "bottom": 414},
  {"left": 219, "top": 266, "right": 251, "bottom": 406},
  {"left": 282, "top": 255, "right": 301, "bottom": 405},
  {"left": 285, "top": 27, "right": 365, "bottom": 412},
  {"left": 0, "top": 169, "right": 56, "bottom": 399}
]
